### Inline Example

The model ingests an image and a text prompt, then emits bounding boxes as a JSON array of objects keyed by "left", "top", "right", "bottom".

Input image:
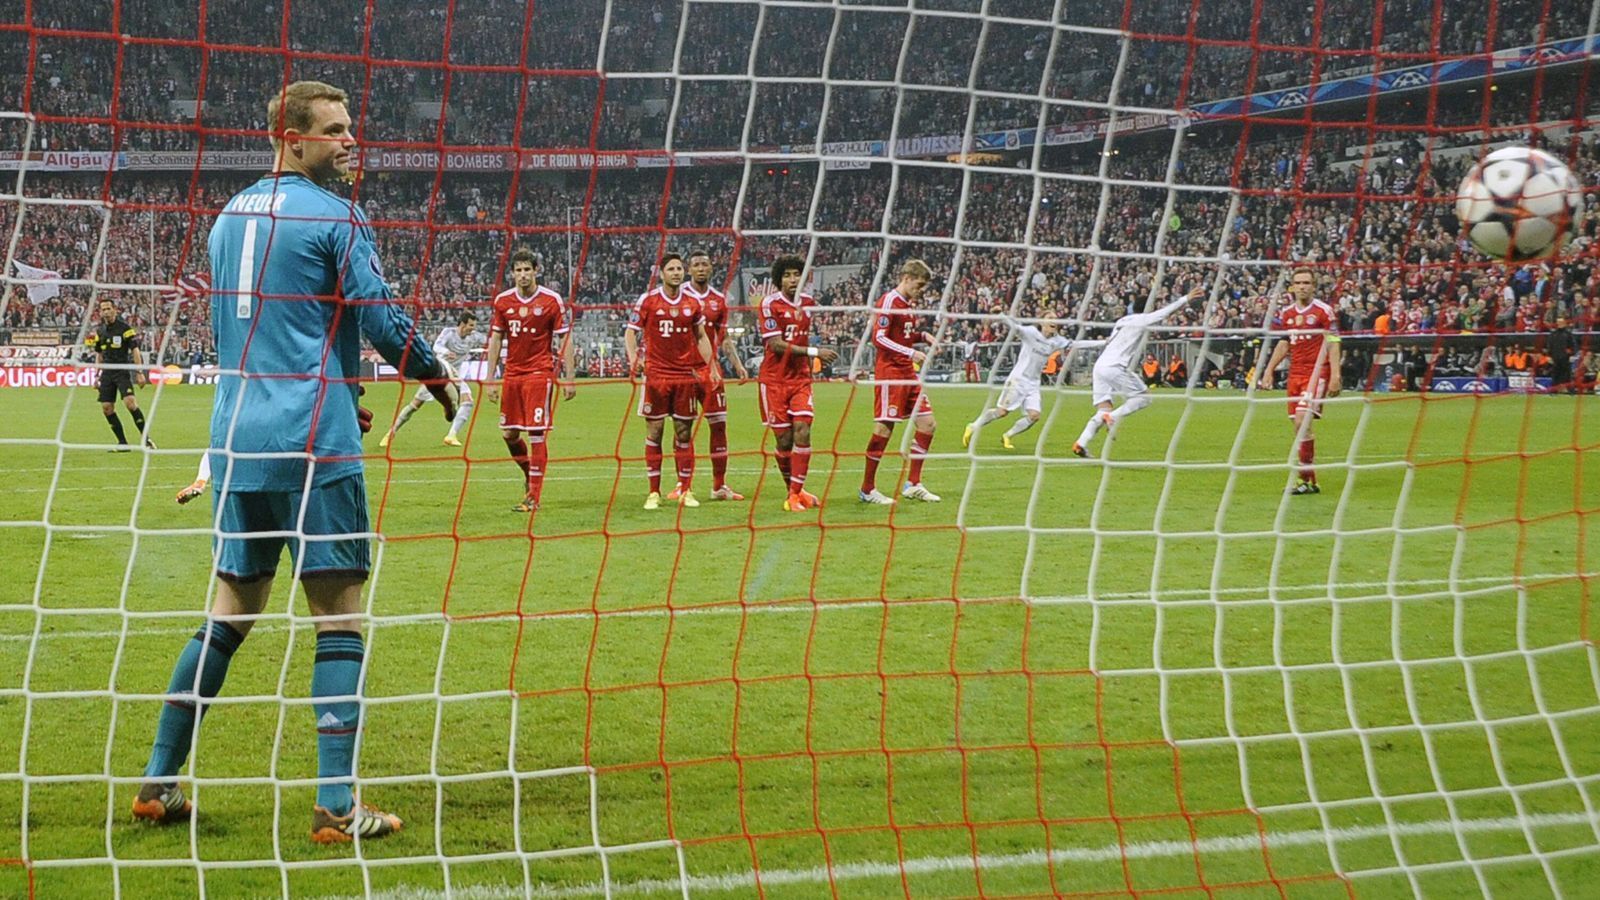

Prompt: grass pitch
[{"left": 0, "top": 378, "right": 1596, "bottom": 898}]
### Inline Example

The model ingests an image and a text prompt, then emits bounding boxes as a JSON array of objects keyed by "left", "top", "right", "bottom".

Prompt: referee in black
[{"left": 88, "top": 298, "right": 155, "bottom": 449}]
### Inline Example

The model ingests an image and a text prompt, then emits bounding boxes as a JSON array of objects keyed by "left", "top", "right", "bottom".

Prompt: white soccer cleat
[
  {"left": 901, "top": 482, "right": 941, "bottom": 503},
  {"left": 442, "top": 433, "right": 462, "bottom": 447},
  {"left": 859, "top": 489, "right": 896, "bottom": 505},
  {"left": 643, "top": 491, "right": 662, "bottom": 511},
  {"left": 377, "top": 431, "right": 392, "bottom": 449},
  {"left": 679, "top": 490, "right": 700, "bottom": 509}
]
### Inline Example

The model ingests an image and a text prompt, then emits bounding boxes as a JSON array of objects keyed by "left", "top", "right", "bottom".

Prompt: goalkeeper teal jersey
[{"left": 207, "top": 172, "right": 437, "bottom": 491}]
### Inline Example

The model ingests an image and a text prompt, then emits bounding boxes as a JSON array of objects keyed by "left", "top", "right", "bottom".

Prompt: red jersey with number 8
[
  {"left": 492, "top": 286, "right": 568, "bottom": 377},
  {"left": 758, "top": 291, "right": 815, "bottom": 384}
]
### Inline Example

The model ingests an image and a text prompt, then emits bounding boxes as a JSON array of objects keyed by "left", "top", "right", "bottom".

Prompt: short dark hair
[
  {"left": 687, "top": 247, "right": 712, "bottom": 262},
  {"left": 99, "top": 298, "right": 115, "bottom": 307},
  {"left": 265, "top": 81, "right": 349, "bottom": 151},
  {"left": 459, "top": 310, "right": 478, "bottom": 325},
  {"left": 770, "top": 254, "right": 804, "bottom": 286},
  {"left": 510, "top": 248, "right": 540, "bottom": 269},
  {"left": 660, "top": 251, "right": 684, "bottom": 269}
]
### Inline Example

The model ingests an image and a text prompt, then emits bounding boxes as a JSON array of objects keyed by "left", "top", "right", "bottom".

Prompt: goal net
[{"left": 2, "top": 0, "right": 1597, "bottom": 896}]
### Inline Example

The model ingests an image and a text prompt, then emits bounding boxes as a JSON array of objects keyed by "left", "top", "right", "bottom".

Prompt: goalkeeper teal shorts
[{"left": 211, "top": 473, "right": 371, "bottom": 583}]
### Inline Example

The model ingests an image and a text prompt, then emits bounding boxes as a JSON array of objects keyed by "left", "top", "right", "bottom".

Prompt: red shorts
[
  {"left": 1286, "top": 369, "right": 1329, "bottom": 419},
  {"left": 500, "top": 375, "right": 555, "bottom": 431},
  {"left": 758, "top": 379, "right": 814, "bottom": 429},
  {"left": 874, "top": 380, "right": 933, "bottom": 422},
  {"left": 698, "top": 375, "right": 729, "bottom": 419},
  {"left": 639, "top": 377, "right": 700, "bottom": 420}
]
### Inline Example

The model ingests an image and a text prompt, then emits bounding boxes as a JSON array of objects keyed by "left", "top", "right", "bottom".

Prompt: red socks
[
  {"left": 673, "top": 437, "right": 695, "bottom": 491},
  {"left": 708, "top": 420, "right": 728, "bottom": 489},
  {"left": 645, "top": 439, "right": 663, "bottom": 494},
  {"left": 504, "top": 436, "right": 530, "bottom": 480},
  {"left": 862, "top": 433, "right": 889, "bottom": 493},
  {"left": 908, "top": 430, "right": 933, "bottom": 485},
  {"left": 527, "top": 433, "right": 548, "bottom": 501},
  {"left": 775, "top": 446, "right": 792, "bottom": 485},
  {"left": 790, "top": 445, "right": 811, "bottom": 491},
  {"left": 1298, "top": 437, "right": 1316, "bottom": 482}
]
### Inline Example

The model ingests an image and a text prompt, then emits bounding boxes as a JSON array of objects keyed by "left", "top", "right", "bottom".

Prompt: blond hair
[
  {"left": 266, "top": 81, "right": 349, "bottom": 150},
  {"left": 900, "top": 258, "right": 932, "bottom": 280}
]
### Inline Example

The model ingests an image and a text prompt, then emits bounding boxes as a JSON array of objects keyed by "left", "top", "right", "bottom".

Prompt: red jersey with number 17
[
  {"left": 758, "top": 291, "right": 815, "bottom": 384},
  {"left": 491, "top": 285, "right": 568, "bottom": 378},
  {"left": 1279, "top": 298, "right": 1337, "bottom": 374}
]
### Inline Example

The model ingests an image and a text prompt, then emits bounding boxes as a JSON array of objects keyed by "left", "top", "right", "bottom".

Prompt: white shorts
[
  {"left": 411, "top": 363, "right": 472, "bottom": 405},
  {"left": 1091, "top": 364, "right": 1147, "bottom": 406},
  {"left": 997, "top": 379, "right": 1043, "bottom": 414}
]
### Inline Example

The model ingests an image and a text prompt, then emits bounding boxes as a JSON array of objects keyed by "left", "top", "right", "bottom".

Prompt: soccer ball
[{"left": 1455, "top": 146, "right": 1583, "bottom": 261}]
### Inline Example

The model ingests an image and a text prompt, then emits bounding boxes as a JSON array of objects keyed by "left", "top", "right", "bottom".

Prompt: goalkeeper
[{"left": 131, "top": 81, "right": 456, "bottom": 844}]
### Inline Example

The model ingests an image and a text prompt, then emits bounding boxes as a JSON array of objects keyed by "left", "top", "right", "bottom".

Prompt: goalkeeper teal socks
[
  {"left": 144, "top": 620, "right": 245, "bottom": 779},
  {"left": 311, "top": 630, "right": 364, "bottom": 816}
]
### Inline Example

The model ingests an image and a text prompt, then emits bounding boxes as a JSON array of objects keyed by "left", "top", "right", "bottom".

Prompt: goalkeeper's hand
[
  {"left": 357, "top": 386, "right": 374, "bottom": 434},
  {"left": 421, "top": 362, "right": 460, "bottom": 422}
]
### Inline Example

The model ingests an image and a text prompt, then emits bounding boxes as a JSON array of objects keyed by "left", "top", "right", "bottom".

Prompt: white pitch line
[
  {"left": 0, "top": 573, "right": 1572, "bottom": 645},
  {"left": 309, "top": 810, "right": 1600, "bottom": 899}
]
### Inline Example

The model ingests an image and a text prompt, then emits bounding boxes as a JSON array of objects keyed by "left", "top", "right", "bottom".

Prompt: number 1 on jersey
[{"left": 236, "top": 217, "right": 258, "bottom": 319}]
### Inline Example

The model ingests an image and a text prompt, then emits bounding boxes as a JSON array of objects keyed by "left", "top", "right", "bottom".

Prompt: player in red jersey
[
  {"left": 861, "top": 259, "right": 941, "bottom": 505},
  {"left": 1258, "top": 266, "right": 1342, "bottom": 495},
  {"left": 759, "top": 255, "right": 838, "bottom": 511},
  {"left": 625, "top": 252, "right": 720, "bottom": 510},
  {"left": 484, "top": 248, "right": 576, "bottom": 512},
  {"left": 684, "top": 248, "right": 749, "bottom": 501}
]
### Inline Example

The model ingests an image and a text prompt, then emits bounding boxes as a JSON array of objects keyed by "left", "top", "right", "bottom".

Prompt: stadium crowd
[{"left": 4, "top": 3, "right": 1598, "bottom": 390}]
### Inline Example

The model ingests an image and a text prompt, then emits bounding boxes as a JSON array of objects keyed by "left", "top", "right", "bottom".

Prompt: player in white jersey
[
  {"left": 963, "top": 314, "right": 1071, "bottom": 450},
  {"left": 1072, "top": 286, "right": 1207, "bottom": 457},
  {"left": 379, "top": 311, "right": 484, "bottom": 448}
]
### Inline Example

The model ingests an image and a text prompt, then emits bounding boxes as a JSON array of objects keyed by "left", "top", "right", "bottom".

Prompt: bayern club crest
[{"left": 533, "top": 306, "right": 544, "bottom": 316}]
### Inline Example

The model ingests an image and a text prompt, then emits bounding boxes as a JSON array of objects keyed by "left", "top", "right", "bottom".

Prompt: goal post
[{"left": 1, "top": 1, "right": 1598, "bottom": 897}]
